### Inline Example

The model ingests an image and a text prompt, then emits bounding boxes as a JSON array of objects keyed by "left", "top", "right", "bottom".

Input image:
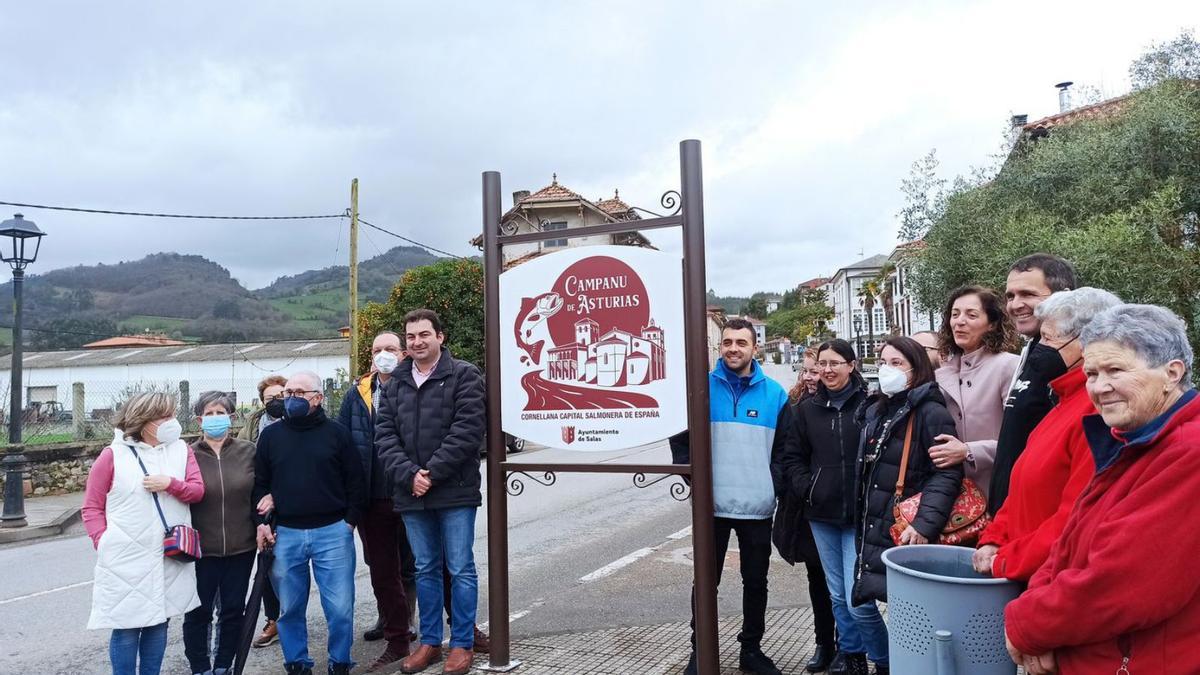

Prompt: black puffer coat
[
  {"left": 375, "top": 347, "right": 485, "bottom": 513},
  {"left": 851, "top": 382, "right": 963, "bottom": 605},
  {"left": 772, "top": 399, "right": 821, "bottom": 566},
  {"left": 777, "top": 376, "right": 869, "bottom": 527}
]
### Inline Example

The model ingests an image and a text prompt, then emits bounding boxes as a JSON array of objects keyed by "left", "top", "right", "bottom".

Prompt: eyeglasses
[
  {"left": 283, "top": 389, "right": 321, "bottom": 397},
  {"left": 816, "top": 360, "right": 848, "bottom": 370}
]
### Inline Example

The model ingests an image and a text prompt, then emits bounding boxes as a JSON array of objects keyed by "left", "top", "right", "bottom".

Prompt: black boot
[
  {"left": 739, "top": 646, "right": 783, "bottom": 675},
  {"left": 284, "top": 664, "right": 313, "bottom": 675},
  {"left": 807, "top": 644, "right": 836, "bottom": 672},
  {"left": 828, "top": 651, "right": 855, "bottom": 675},
  {"left": 845, "top": 653, "right": 869, "bottom": 675},
  {"left": 363, "top": 614, "right": 384, "bottom": 641},
  {"left": 327, "top": 664, "right": 352, "bottom": 675},
  {"left": 872, "top": 663, "right": 889, "bottom": 675}
]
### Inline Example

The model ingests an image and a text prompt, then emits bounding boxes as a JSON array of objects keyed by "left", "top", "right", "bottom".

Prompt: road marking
[
  {"left": 667, "top": 526, "right": 692, "bottom": 540},
  {"left": 0, "top": 580, "right": 92, "bottom": 606},
  {"left": 478, "top": 607, "right": 534, "bottom": 630},
  {"left": 579, "top": 547, "right": 656, "bottom": 582}
]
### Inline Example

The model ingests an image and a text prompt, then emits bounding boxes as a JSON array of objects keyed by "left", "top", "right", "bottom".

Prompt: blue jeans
[
  {"left": 109, "top": 621, "right": 168, "bottom": 675},
  {"left": 402, "top": 507, "right": 479, "bottom": 649},
  {"left": 271, "top": 521, "right": 357, "bottom": 669},
  {"left": 809, "top": 521, "right": 889, "bottom": 665}
]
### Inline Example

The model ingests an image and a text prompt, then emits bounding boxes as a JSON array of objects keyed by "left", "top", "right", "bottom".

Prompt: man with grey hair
[{"left": 253, "top": 371, "right": 366, "bottom": 675}]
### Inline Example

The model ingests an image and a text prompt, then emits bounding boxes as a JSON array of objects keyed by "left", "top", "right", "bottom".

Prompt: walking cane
[{"left": 234, "top": 514, "right": 275, "bottom": 675}]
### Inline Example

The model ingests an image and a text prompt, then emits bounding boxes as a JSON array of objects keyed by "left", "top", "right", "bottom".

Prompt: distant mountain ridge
[{"left": 0, "top": 246, "right": 443, "bottom": 346}]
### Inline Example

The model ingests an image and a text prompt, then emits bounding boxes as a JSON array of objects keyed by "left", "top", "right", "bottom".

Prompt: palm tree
[
  {"left": 857, "top": 280, "right": 880, "bottom": 359},
  {"left": 872, "top": 262, "right": 897, "bottom": 336}
]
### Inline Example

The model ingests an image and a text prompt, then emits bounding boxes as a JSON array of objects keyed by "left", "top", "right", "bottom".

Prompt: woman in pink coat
[{"left": 932, "top": 285, "right": 1019, "bottom": 498}]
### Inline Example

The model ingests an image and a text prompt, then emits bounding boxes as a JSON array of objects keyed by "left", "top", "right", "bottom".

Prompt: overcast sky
[{"left": 1, "top": 1, "right": 1197, "bottom": 296}]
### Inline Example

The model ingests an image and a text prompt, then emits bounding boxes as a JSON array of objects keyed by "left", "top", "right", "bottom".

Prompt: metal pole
[
  {"left": 680, "top": 139, "right": 719, "bottom": 675},
  {"left": 349, "top": 178, "right": 360, "bottom": 379},
  {"left": 482, "top": 171, "right": 518, "bottom": 671},
  {"left": 2, "top": 268, "right": 27, "bottom": 527}
]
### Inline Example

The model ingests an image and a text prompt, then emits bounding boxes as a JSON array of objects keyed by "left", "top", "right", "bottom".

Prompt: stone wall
[{"left": 0, "top": 441, "right": 107, "bottom": 496}]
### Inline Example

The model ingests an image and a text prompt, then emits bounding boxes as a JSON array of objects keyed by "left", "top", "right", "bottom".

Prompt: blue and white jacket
[{"left": 671, "top": 359, "right": 791, "bottom": 520}]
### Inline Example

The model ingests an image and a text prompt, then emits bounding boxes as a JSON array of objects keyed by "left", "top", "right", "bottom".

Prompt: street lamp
[
  {"left": 852, "top": 315, "right": 863, "bottom": 370},
  {"left": 1, "top": 214, "right": 46, "bottom": 529}
]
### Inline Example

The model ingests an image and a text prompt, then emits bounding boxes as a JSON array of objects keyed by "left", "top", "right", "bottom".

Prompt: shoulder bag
[
  {"left": 129, "top": 445, "right": 203, "bottom": 562},
  {"left": 888, "top": 418, "right": 990, "bottom": 546}
]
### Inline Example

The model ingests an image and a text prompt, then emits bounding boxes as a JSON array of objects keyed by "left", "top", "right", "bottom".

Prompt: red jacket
[
  {"left": 979, "top": 367, "right": 1095, "bottom": 581},
  {"left": 1005, "top": 390, "right": 1200, "bottom": 675}
]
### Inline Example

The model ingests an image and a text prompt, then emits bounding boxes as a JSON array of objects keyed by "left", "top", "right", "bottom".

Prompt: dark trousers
[
  {"left": 183, "top": 550, "right": 256, "bottom": 672},
  {"left": 690, "top": 516, "right": 773, "bottom": 649},
  {"left": 262, "top": 577, "right": 280, "bottom": 622},
  {"left": 805, "top": 558, "right": 837, "bottom": 646},
  {"left": 360, "top": 499, "right": 412, "bottom": 645}
]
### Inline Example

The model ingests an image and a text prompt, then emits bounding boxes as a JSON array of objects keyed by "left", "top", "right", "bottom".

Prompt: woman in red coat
[
  {"left": 1004, "top": 304, "right": 1200, "bottom": 675},
  {"left": 972, "top": 288, "right": 1121, "bottom": 581}
]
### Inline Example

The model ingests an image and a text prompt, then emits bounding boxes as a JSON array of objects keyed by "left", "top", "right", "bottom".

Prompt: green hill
[{"left": 0, "top": 246, "right": 445, "bottom": 348}]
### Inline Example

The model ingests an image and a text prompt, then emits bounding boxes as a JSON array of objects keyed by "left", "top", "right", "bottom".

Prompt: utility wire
[
  {"left": 0, "top": 200, "right": 346, "bottom": 220},
  {"left": 357, "top": 216, "right": 466, "bottom": 259}
]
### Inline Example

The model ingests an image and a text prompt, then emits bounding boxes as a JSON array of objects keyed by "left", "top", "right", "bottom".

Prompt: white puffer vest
[{"left": 88, "top": 431, "right": 200, "bottom": 629}]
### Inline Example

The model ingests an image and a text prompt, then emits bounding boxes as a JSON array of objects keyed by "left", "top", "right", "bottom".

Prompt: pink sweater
[{"left": 81, "top": 445, "right": 205, "bottom": 548}]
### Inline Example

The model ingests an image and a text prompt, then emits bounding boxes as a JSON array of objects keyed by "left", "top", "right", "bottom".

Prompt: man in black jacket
[
  {"left": 338, "top": 331, "right": 416, "bottom": 672},
  {"left": 376, "top": 309, "right": 485, "bottom": 675},
  {"left": 989, "top": 254, "right": 1077, "bottom": 513},
  {"left": 253, "top": 370, "right": 366, "bottom": 675}
]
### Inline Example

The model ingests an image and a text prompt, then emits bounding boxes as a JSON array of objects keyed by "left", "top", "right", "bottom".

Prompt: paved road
[{"left": 1, "top": 367, "right": 812, "bottom": 674}]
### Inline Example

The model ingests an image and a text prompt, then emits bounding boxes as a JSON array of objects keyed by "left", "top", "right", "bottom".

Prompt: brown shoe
[
  {"left": 366, "top": 641, "right": 411, "bottom": 672},
  {"left": 472, "top": 625, "right": 490, "bottom": 654},
  {"left": 443, "top": 647, "right": 473, "bottom": 675},
  {"left": 252, "top": 619, "right": 278, "bottom": 648},
  {"left": 401, "top": 644, "right": 443, "bottom": 673}
]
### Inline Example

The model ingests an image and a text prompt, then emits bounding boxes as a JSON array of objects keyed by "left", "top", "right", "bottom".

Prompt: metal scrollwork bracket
[
  {"left": 629, "top": 189, "right": 683, "bottom": 218},
  {"left": 633, "top": 472, "right": 692, "bottom": 501},
  {"left": 506, "top": 470, "right": 557, "bottom": 496}
]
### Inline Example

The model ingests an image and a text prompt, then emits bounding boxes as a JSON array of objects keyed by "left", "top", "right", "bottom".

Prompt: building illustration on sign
[{"left": 545, "top": 318, "right": 666, "bottom": 387}]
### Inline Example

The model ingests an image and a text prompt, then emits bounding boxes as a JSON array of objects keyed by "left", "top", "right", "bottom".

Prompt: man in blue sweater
[
  {"left": 254, "top": 370, "right": 366, "bottom": 675},
  {"left": 671, "top": 318, "right": 791, "bottom": 675}
]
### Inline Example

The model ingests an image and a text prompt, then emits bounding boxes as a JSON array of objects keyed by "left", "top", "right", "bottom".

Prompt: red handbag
[{"left": 888, "top": 418, "right": 991, "bottom": 546}]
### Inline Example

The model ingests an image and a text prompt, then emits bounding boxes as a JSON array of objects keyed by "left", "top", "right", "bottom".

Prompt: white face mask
[
  {"left": 373, "top": 351, "right": 399, "bottom": 374},
  {"left": 153, "top": 418, "right": 183, "bottom": 446},
  {"left": 877, "top": 364, "right": 911, "bottom": 396}
]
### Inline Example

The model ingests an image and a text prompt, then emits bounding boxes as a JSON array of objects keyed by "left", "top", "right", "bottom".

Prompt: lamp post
[
  {"left": 1, "top": 214, "right": 46, "bottom": 529},
  {"left": 853, "top": 315, "right": 863, "bottom": 371}
]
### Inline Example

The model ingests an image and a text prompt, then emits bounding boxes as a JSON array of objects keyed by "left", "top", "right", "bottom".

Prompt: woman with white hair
[
  {"left": 1004, "top": 304, "right": 1200, "bottom": 675},
  {"left": 973, "top": 287, "right": 1121, "bottom": 581}
]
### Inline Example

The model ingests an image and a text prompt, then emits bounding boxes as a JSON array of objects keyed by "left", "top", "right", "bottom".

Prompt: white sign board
[{"left": 499, "top": 245, "right": 688, "bottom": 450}]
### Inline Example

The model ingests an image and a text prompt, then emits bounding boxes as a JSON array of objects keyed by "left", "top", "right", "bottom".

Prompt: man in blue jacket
[
  {"left": 671, "top": 318, "right": 791, "bottom": 675},
  {"left": 338, "top": 330, "right": 415, "bottom": 672}
]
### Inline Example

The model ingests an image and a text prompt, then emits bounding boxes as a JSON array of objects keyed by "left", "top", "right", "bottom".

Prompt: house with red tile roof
[{"left": 471, "top": 176, "right": 654, "bottom": 268}]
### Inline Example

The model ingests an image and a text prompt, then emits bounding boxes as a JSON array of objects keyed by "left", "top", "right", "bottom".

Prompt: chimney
[
  {"left": 512, "top": 190, "right": 530, "bottom": 206},
  {"left": 1055, "top": 81, "right": 1073, "bottom": 113}
]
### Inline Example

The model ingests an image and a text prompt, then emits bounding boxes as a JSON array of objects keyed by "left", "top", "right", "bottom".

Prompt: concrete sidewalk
[
  {"left": 392, "top": 607, "right": 822, "bottom": 675},
  {"left": 0, "top": 491, "right": 83, "bottom": 545}
]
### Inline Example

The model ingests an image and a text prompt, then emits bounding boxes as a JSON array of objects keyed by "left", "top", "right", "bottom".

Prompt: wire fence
[{"left": 0, "top": 376, "right": 354, "bottom": 446}]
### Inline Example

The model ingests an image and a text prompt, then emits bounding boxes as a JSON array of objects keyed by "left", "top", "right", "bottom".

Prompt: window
[{"left": 544, "top": 221, "right": 568, "bottom": 248}]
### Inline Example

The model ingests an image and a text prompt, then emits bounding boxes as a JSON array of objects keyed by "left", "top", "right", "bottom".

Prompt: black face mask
[
  {"left": 1028, "top": 335, "right": 1079, "bottom": 380},
  {"left": 264, "top": 398, "right": 286, "bottom": 419}
]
